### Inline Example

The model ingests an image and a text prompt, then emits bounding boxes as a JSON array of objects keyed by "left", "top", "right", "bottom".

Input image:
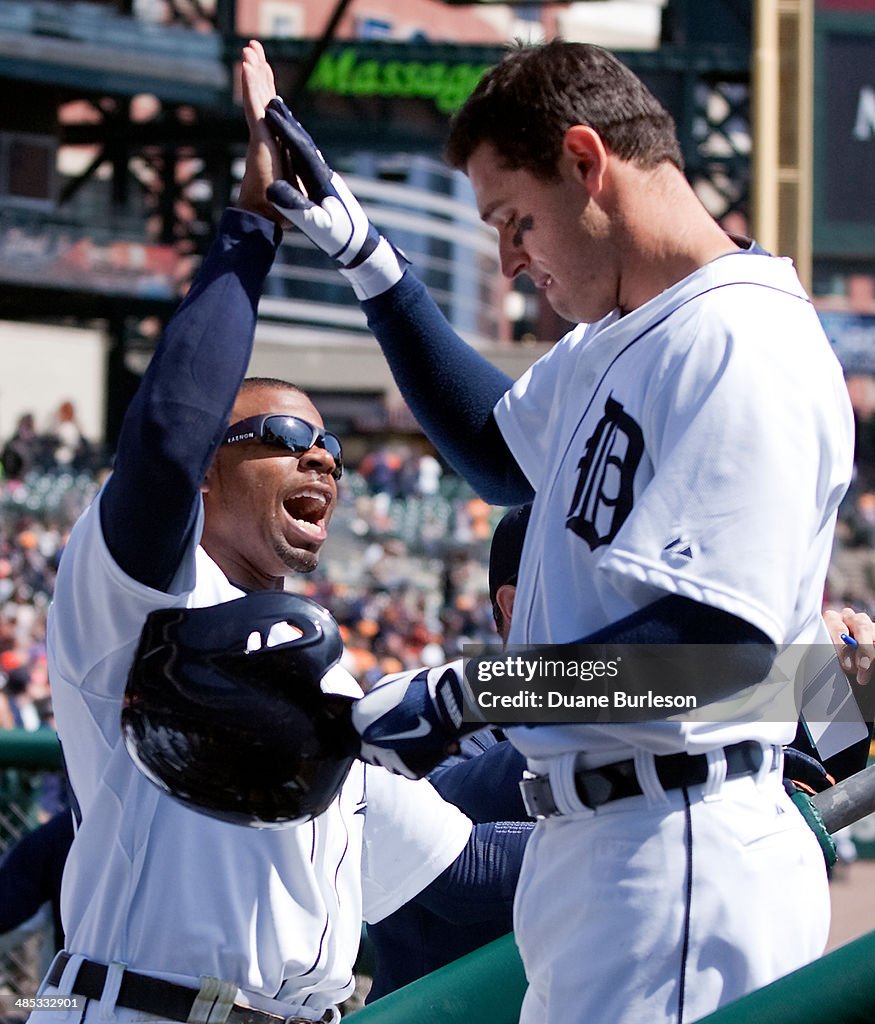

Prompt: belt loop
[
  {"left": 703, "top": 748, "right": 728, "bottom": 801},
  {"left": 756, "top": 744, "right": 779, "bottom": 785},
  {"left": 188, "top": 976, "right": 236, "bottom": 1024},
  {"left": 98, "top": 962, "right": 126, "bottom": 1021},
  {"left": 633, "top": 750, "right": 670, "bottom": 805},
  {"left": 551, "top": 752, "right": 593, "bottom": 815},
  {"left": 41, "top": 952, "right": 83, "bottom": 997}
]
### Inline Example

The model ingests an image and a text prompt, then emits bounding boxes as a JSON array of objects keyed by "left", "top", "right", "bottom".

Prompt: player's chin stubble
[{"left": 275, "top": 538, "right": 319, "bottom": 575}]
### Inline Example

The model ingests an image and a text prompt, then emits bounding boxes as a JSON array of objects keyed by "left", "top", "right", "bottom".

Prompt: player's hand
[
  {"left": 824, "top": 606, "right": 875, "bottom": 685},
  {"left": 351, "top": 661, "right": 484, "bottom": 779},
  {"left": 263, "top": 98, "right": 408, "bottom": 299},
  {"left": 237, "top": 40, "right": 289, "bottom": 225}
]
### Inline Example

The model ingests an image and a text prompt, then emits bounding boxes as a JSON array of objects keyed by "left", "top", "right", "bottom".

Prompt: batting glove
[
  {"left": 264, "top": 98, "right": 407, "bottom": 300},
  {"left": 351, "top": 660, "right": 486, "bottom": 779},
  {"left": 782, "top": 746, "right": 835, "bottom": 796}
]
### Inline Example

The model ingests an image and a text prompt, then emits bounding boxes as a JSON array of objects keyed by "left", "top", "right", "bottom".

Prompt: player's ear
[
  {"left": 563, "top": 125, "right": 608, "bottom": 191},
  {"left": 201, "top": 458, "right": 216, "bottom": 495},
  {"left": 495, "top": 583, "right": 517, "bottom": 642}
]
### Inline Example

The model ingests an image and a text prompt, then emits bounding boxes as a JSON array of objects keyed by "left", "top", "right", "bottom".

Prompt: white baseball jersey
[
  {"left": 494, "top": 251, "right": 854, "bottom": 765},
  {"left": 46, "top": 489, "right": 471, "bottom": 1016}
]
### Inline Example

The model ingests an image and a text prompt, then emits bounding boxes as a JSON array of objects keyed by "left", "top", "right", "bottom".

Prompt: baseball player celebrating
[
  {"left": 262, "top": 40, "right": 855, "bottom": 1024},
  {"left": 30, "top": 42, "right": 530, "bottom": 1024}
]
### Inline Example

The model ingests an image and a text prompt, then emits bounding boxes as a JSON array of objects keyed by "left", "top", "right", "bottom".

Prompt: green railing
[
  {"left": 0, "top": 729, "right": 62, "bottom": 770},
  {"left": 347, "top": 933, "right": 524, "bottom": 1023},
  {"left": 349, "top": 928, "right": 875, "bottom": 1024}
]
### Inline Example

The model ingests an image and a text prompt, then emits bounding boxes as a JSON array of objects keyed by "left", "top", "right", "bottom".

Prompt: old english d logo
[{"left": 566, "top": 394, "right": 644, "bottom": 550}]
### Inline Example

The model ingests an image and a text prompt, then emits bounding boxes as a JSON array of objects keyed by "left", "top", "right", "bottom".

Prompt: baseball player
[
  {"left": 261, "top": 40, "right": 856, "bottom": 1024},
  {"left": 29, "top": 42, "right": 528, "bottom": 1024},
  {"left": 367, "top": 503, "right": 872, "bottom": 1000}
]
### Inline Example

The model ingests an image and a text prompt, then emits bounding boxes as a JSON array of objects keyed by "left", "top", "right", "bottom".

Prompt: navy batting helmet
[
  {"left": 488, "top": 504, "right": 532, "bottom": 605},
  {"left": 121, "top": 591, "right": 357, "bottom": 828}
]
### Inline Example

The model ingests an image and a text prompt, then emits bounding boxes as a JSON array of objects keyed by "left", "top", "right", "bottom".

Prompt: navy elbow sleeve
[{"left": 415, "top": 820, "right": 532, "bottom": 925}]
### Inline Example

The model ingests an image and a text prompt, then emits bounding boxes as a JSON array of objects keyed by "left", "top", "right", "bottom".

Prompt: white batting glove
[
  {"left": 351, "top": 660, "right": 486, "bottom": 779},
  {"left": 264, "top": 98, "right": 407, "bottom": 301}
]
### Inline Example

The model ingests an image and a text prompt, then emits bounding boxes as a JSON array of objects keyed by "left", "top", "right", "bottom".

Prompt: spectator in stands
[
  {"left": 414, "top": 451, "right": 443, "bottom": 497},
  {"left": 3, "top": 582, "right": 40, "bottom": 654},
  {"left": 2, "top": 413, "right": 38, "bottom": 481},
  {"left": 46, "top": 401, "right": 91, "bottom": 471},
  {"left": 3, "top": 664, "right": 39, "bottom": 731},
  {"left": 358, "top": 446, "right": 403, "bottom": 497}
]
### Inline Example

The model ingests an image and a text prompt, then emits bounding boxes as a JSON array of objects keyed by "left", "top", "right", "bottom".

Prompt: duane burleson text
[{"left": 476, "top": 691, "right": 698, "bottom": 710}]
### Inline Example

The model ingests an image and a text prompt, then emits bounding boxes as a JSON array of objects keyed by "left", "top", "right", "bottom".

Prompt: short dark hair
[
  {"left": 239, "top": 377, "right": 304, "bottom": 397},
  {"left": 446, "top": 40, "right": 683, "bottom": 180}
]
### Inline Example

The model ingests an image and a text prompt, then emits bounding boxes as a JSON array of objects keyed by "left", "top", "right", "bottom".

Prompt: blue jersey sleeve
[{"left": 100, "top": 210, "right": 281, "bottom": 591}]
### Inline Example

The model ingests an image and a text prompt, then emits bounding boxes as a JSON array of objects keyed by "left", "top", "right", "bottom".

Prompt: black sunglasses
[{"left": 223, "top": 414, "right": 343, "bottom": 480}]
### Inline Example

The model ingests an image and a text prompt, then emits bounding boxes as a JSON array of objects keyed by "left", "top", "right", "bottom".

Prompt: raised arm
[{"left": 101, "top": 41, "right": 285, "bottom": 590}]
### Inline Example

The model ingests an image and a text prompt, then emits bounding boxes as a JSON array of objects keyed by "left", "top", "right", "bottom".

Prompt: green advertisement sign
[{"left": 307, "top": 48, "right": 493, "bottom": 114}]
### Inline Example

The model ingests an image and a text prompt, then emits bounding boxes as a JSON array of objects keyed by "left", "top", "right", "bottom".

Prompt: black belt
[
  {"left": 519, "top": 741, "right": 765, "bottom": 819},
  {"left": 46, "top": 954, "right": 330, "bottom": 1024}
]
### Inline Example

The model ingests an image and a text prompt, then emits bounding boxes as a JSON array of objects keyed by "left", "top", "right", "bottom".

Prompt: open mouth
[{"left": 283, "top": 490, "right": 331, "bottom": 537}]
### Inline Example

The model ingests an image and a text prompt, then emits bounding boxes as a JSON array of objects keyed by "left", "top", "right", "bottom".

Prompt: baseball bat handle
[{"left": 812, "top": 762, "right": 875, "bottom": 834}]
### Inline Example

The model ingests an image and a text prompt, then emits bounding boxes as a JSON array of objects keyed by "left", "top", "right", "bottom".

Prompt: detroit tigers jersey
[
  {"left": 47, "top": 488, "right": 471, "bottom": 1014},
  {"left": 494, "top": 251, "right": 854, "bottom": 765}
]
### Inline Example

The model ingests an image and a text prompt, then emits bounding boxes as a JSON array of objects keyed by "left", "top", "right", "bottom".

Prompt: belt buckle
[{"left": 519, "top": 772, "right": 559, "bottom": 818}]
